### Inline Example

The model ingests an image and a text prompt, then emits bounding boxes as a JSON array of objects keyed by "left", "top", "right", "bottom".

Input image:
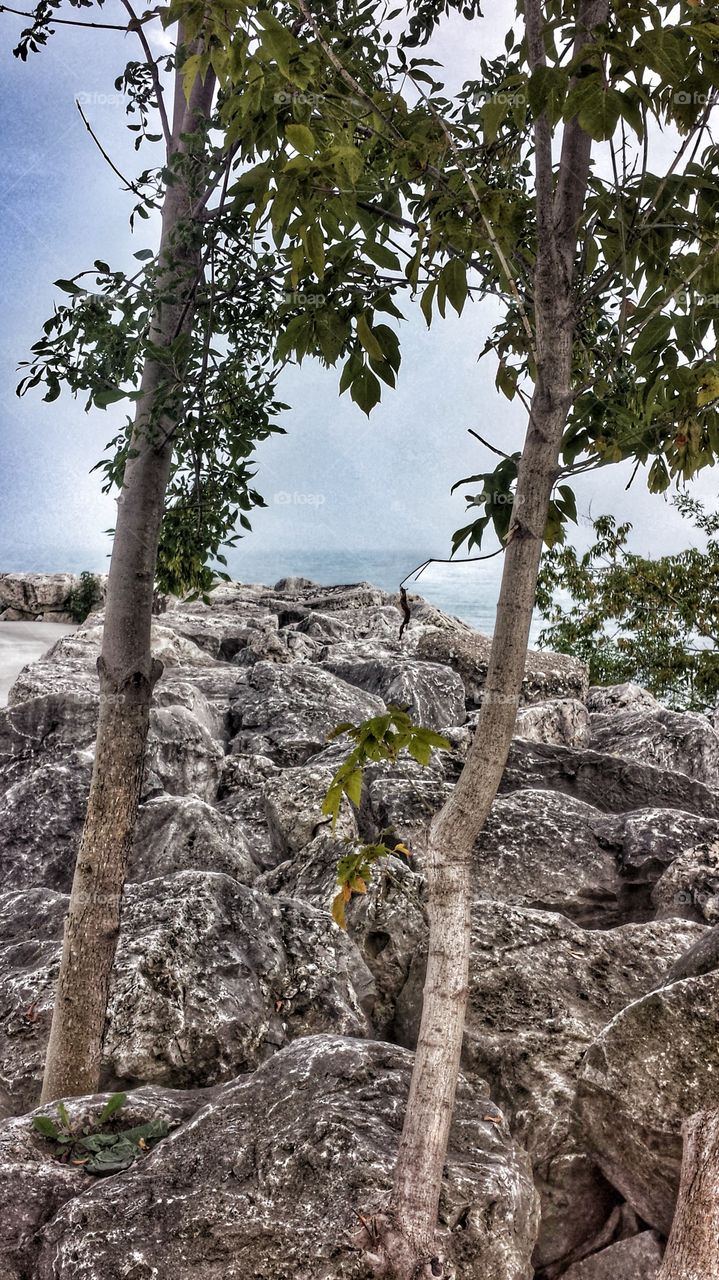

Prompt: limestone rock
[
  {"left": 129, "top": 795, "right": 258, "bottom": 884},
  {"left": 144, "top": 704, "right": 224, "bottom": 801},
  {"left": 514, "top": 698, "right": 591, "bottom": 748},
  {"left": 34, "top": 1036, "right": 540, "bottom": 1280},
  {"left": 263, "top": 763, "right": 357, "bottom": 860},
  {"left": 394, "top": 902, "right": 703, "bottom": 1269},
  {"left": 577, "top": 972, "right": 719, "bottom": 1233},
  {"left": 587, "top": 684, "right": 660, "bottom": 714},
  {"left": 589, "top": 705, "right": 719, "bottom": 788},
  {"left": 0, "top": 573, "right": 98, "bottom": 622},
  {"left": 0, "top": 752, "right": 92, "bottom": 892},
  {"left": 227, "top": 660, "right": 385, "bottom": 766},
  {"left": 321, "top": 646, "right": 466, "bottom": 730},
  {"left": 0, "top": 873, "right": 374, "bottom": 1113},
  {"left": 413, "top": 625, "right": 588, "bottom": 706},
  {"left": 0, "top": 1084, "right": 206, "bottom": 1280},
  {"left": 561, "top": 1231, "right": 663, "bottom": 1280},
  {"left": 652, "top": 839, "right": 719, "bottom": 924}
]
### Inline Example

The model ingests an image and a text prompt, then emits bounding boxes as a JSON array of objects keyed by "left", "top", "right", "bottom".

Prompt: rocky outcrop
[
  {"left": 2, "top": 573, "right": 719, "bottom": 1279},
  {"left": 33, "top": 1036, "right": 540, "bottom": 1280},
  {"left": 0, "top": 573, "right": 104, "bottom": 623},
  {"left": 577, "top": 973, "right": 719, "bottom": 1234}
]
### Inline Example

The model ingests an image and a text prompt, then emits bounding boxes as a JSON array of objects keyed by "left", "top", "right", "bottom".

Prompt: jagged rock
[
  {"left": 413, "top": 625, "right": 588, "bottom": 706},
  {"left": 144, "top": 705, "right": 224, "bottom": 801},
  {"left": 663, "top": 924, "right": 719, "bottom": 982},
  {"left": 586, "top": 684, "right": 660, "bottom": 714},
  {"left": 321, "top": 646, "right": 466, "bottom": 730},
  {"left": 259, "top": 834, "right": 427, "bottom": 1038},
  {"left": 577, "top": 972, "right": 719, "bottom": 1233},
  {"left": 652, "top": 839, "right": 719, "bottom": 924},
  {"left": 499, "top": 740, "right": 719, "bottom": 818},
  {"left": 217, "top": 752, "right": 280, "bottom": 871},
  {"left": 514, "top": 698, "right": 591, "bottom": 748},
  {"left": 34, "top": 1036, "right": 540, "bottom": 1280},
  {"left": 0, "top": 873, "right": 374, "bottom": 1114},
  {"left": 561, "top": 1231, "right": 663, "bottom": 1279},
  {"left": 227, "top": 660, "right": 385, "bottom": 766},
  {"left": 394, "top": 902, "right": 703, "bottom": 1270},
  {"left": 273, "top": 575, "right": 319, "bottom": 591},
  {"left": 263, "top": 763, "right": 357, "bottom": 859},
  {"left": 0, "top": 573, "right": 99, "bottom": 622},
  {"left": 0, "top": 1084, "right": 207, "bottom": 1280},
  {"left": 0, "top": 752, "right": 92, "bottom": 892},
  {"left": 589, "top": 704, "right": 719, "bottom": 788},
  {"left": 130, "top": 795, "right": 258, "bottom": 884}
]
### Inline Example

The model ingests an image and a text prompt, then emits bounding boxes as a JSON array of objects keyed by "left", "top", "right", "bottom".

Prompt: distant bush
[{"left": 67, "top": 570, "right": 103, "bottom": 623}]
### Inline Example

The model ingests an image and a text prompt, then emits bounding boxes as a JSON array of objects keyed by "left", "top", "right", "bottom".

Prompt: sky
[{"left": 0, "top": 1, "right": 716, "bottom": 583}]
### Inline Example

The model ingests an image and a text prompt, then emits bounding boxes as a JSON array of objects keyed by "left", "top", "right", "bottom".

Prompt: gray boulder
[
  {"left": 263, "top": 763, "right": 357, "bottom": 860},
  {"left": 35, "top": 1036, "right": 540, "bottom": 1280},
  {"left": 561, "top": 1231, "right": 663, "bottom": 1280},
  {"left": 0, "top": 573, "right": 95, "bottom": 622},
  {"left": 321, "top": 646, "right": 466, "bottom": 730},
  {"left": 589, "top": 705, "right": 719, "bottom": 789},
  {"left": 587, "top": 684, "right": 660, "bottom": 714},
  {"left": 652, "top": 838, "right": 719, "bottom": 924},
  {"left": 577, "top": 972, "right": 719, "bottom": 1233},
  {"left": 514, "top": 698, "right": 591, "bottom": 748},
  {"left": 129, "top": 795, "right": 258, "bottom": 884},
  {"left": 0, "top": 873, "right": 374, "bottom": 1113},
  {"left": 413, "top": 625, "right": 588, "bottom": 706},
  {"left": 394, "top": 901, "right": 703, "bottom": 1270},
  {"left": 0, "top": 1084, "right": 206, "bottom": 1280},
  {"left": 144, "top": 705, "right": 224, "bottom": 801},
  {"left": 227, "top": 660, "right": 385, "bottom": 766},
  {"left": 0, "top": 752, "right": 92, "bottom": 892}
]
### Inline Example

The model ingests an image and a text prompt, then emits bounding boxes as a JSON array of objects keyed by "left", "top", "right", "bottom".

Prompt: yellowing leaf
[{"left": 331, "top": 892, "right": 347, "bottom": 929}]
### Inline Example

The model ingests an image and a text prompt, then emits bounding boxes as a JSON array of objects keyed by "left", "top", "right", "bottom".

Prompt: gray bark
[
  {"left": 364, "top": 4, "right": 609, "bottom": 1274},
  {"left": 40, "top": 46, "right": 217, "bottom": 1103},
  {"left": 657, "top": 1109, "right": 719, "bottom": 1280}
]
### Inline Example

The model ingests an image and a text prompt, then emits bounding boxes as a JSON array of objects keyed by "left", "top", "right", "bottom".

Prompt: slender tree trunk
[
  {"left": 364, "top": 3, "right": 609, "bottom": 1274},
  {"left": 40, "top": 48, "right": 216, "bottom": 1103},
  {"left": 658, "top": 1109, "right": 719, "bottom": 1280}
]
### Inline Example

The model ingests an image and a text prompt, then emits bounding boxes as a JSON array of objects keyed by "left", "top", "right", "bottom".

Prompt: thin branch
[
  {"left": 0, "top": 1, "right": 157, "bottom": 28},
  {"left": 75, "top": 99, "right": 144, "bottom": 195},
  {"left": 467, "top": 428, "right": 511, "bottom": 460},
  {"left": 120, "top": 0, "right": 172, "bottom": 153},
  {"left": 400, "top": 546, "right": 505, "bottom": 589}
]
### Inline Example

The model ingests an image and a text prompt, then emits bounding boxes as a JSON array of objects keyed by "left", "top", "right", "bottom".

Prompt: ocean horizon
[{"left": 0, "top": 545, "right": 543, "bottom": 641}]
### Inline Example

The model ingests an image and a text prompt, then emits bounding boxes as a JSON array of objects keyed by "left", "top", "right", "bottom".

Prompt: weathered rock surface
[
  {"left": 589, "top": 704, "right": 719, "bottom": 789},
  {"left": 561, "top": 1231, "right": 663, "bottom": 1279},
  {"left": 321, "top": 645, "right": 466, "bottom": 730},
  {"left": 395, "top": 902, "right": 703, "bottom": 1269},
  {"left": 652, "top": 838, "right": 719, "bottom": 924},
  {"left": 0, "top": 873, "right": 374, "bottom": 1114},
  {"left": 577, "top": 972, "right": 719, "bottom": 1233},
  {"left": 0, "top": 1084, "right": 207, "bottom": 1280},
  {"left": 413, "top": 624, "right": 588, "bottom": 705},
  {"left": 514, "top": 697, "right": 591, "bottom": 748},
  {"left": 0, "top": 573, "right": 104, "bottom": 622},
  {"left": 34, "top": 1036, "right": 540, "bottom": 1280}
]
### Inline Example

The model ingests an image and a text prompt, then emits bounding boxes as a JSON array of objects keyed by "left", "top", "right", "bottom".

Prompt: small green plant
[
  {"left": 322, "top": 706, "right": 450, "bottom": 927},
  {"left": 31, "top": 1090, "right": 169, "bottom": 1175},
  {"left": 66, "top": 570, "right": 102, "bottom": 624}
]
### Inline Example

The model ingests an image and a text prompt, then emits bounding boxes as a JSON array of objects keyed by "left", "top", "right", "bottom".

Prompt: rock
[
  {"left": 144, "top": 705, "right": 224, "bottom": 801},
  {"left": 0, "top": 873, "right": 374, "bottom": 1113},
  {"left": 394, "top": 902, "right": 704, "bottom": 1270},
  {"left": 577, "top": 972, "right": 719, "bottom": 1233},
  {"left": 217, "top": 753, "right": 281, "bottom": 871},
  {"left": 663, "top": 922, "right": 719, "bottom": 982},
  {"left": 652, "top": 839, "right": 719, "bottom": 924},
  {"left": 587, "top": 684, "right": 660, "bottom": 714},
  {"left": 0, "top": 752, "right": 92, "bottom": 893},
  {"left": 0, "top": 1084, "right": 207, "bottom": 1280},
  {"left": 413, "top": 625, "right": 588, "bottom": 706},
  {"left": 561, "top": 1231, "right": 663, "bottom": 1280},
  {"left": 263, "top": 763, "right": 357, "bottom": 860},
  {"left": 514, "top": 698, "right": 591, "bottom": 748},
  {"left": 273, "top": 575, "right": 320, "bottom": 591},
  {"left": 471, "top": 791, "right": 625, "bottom": 927},
  {"left": 0, "top": 573, "right": 99, "bottom": 622},
  {"left": 499, "top": 741, "right": 719, "bottom": 819},
  {"left": 589, "top": 705, "right": 719, "bottom": 788},
  {"left": 129, "top": 795, "right": 258, "bottom": 884},
  {"left": 34, "top": 1036, "right": 540, "bottom": 1280},
  {"left": 321, "top": 647, "right": 466, "bottom": 730},
  {"left": 227, "top": 660, "right": 385, "bottom": 766},
  {"left": 259, "top": 834, "right": 428, "bottom": 1038}
]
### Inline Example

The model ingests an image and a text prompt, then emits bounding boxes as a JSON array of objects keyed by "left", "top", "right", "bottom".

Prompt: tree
[
  {"left": 198, "top": 2, "right": 719, "bottom": 1273},
  {"left": 657, "top": 1108, "right": 719, "bottom": 1280},
  {"left": 537, "top": 494, "right": 719, "bottom": 710}
]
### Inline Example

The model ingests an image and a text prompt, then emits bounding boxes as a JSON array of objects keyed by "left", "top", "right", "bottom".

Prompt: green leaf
[
  {"left": 357, "top": 314, "right": 385, "bottom": 362},
  {"left": 98, "top": 1091, "right": 127, "bottom": 1125},
  {"left": 285, "top": 123, "right": 316, "bottom": 156},
  {"left": 94, "top": 387, "right": 126, "bottom": 409},
  {"left": 442, "top": 258, "right": 468, "bottom": 317},
  {"left": 32, "top": 1115, "right": 60, "bottom": 1139}
]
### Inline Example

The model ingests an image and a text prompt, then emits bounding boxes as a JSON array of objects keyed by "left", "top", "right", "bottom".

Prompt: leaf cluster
[{"left": 31, "top": 1091, "right": 170, "bottom": 1176}]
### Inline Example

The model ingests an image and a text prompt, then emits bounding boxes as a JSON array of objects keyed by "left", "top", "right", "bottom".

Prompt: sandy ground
[{"left": 0, "top": 622, "right": 76, "bottom": 705}]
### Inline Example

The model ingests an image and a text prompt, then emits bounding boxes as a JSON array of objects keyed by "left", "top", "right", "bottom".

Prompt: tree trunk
[
  {"left": 658, "top": 1109, "right": 719, "bottom": 1280},
  {"left": 40, "top": 48, "right": 217, "bottom": 1103},
  {"left": 363, "top": 3, "right": 609, "bottom": 1274}
]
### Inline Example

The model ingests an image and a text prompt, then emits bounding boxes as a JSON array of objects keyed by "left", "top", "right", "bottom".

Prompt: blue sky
[{"left": 0, "top": 1, "right": 716, "bottom": 579}]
